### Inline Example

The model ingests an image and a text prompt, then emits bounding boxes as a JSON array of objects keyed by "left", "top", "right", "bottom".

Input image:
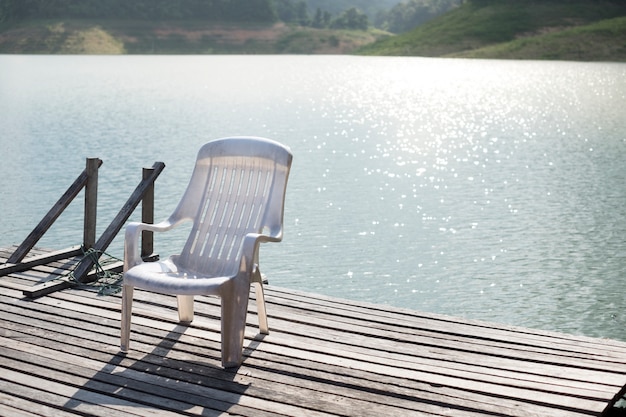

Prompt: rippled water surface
[{"left": 1, "top": 55, "right": 625, "bottom": 340}]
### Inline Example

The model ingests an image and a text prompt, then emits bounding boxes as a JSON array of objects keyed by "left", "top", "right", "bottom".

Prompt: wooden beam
[
  {"left": 21, "top": 253, "right": 158, "bottom": 299},
  {"left": 83, "top": 157, "right": 100, "bottom": 250},
  {"left": 18, "top": 162, "right": 164, "bottom": 298},
  {"left": 141, "top": 166, "right": 155, "bottom": 258},
  {"left": 72, "top": 162, "right": 165, "bottom": 284},
  {"left": 0, "top": 246, "right": 82, "bottom": 277},
  {"left": 21, "top": 260, "right": 123, "bottom": 299}
]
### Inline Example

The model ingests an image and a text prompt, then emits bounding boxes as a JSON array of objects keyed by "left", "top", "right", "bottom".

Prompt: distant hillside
[
  {"left": 0, "top": 20, "right": 388, "bottom": 54},
  {"left": 3, "top": 0, "right": 625, "bottom": 59},
  {"left": 304, "top": 0, "right": 400, "bottom": 19},
  {"left": 0, "top": 0, "right": 392, "bottom": 54},
  {"left": 358, "top": 0, "right": 626, "bottom": 61}
]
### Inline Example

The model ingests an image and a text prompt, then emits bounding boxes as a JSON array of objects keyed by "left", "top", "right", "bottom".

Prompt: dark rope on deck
[{"left": 66, "top": 246, "right": 123, "bottom": 295}]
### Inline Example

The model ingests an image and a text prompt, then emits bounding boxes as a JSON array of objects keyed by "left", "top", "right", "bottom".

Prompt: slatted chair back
[{"left": 173, "top": 137, "right": 292, "bottom": 278}]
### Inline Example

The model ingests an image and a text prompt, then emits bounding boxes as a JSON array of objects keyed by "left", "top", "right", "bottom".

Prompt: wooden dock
[{"left": 1, "top": 246, "right": 626, "bottom": 417}]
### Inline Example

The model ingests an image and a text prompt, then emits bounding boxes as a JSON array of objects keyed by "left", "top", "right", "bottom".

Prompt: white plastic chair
[{"left": 120, "top": 137, "right": 293, "bottom": 367}]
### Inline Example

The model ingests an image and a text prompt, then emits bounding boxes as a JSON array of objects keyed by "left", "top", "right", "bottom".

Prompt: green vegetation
[
  {"left": 454, "top": 16, "right": 626, "bottom": 61},
  {"left": 358, "top": 0, "right": 626, "bottom": 61},
  {"left": 0, "top": 0, "right": 395, "bottom": 30},
  {"left": 0, "top": 0, "right": 280, "bottom": 23},
  {"left": 0, "top": 20, "right": 126, "bottom": 54},
  {"left": 0, "top": 0, "right": 397, "bottom": 54},
  {"left": 0, "top": 18, "right": 388, "bottom": 54},
  {"left": 1, "top": 0, "right": 625, "bottom": 60},
  {"left": 375, "top": 0, "right": 461, "bottom": 33},
  {"left": 305, "top": 0, "right": 399, "bottom": 21}
]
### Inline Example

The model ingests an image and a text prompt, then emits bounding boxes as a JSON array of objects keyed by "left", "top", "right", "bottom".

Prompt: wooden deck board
[{"left": 1, "top": 246, "right": 626, "bottom": 416}]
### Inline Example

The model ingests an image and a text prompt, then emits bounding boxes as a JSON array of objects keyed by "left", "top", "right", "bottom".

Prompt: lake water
[{"left": 1, "top": 55, "right": 625, "bottom": 341}]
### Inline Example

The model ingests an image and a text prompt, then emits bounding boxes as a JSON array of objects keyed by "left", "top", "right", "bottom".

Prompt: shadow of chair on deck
[{"left": 62, "top": 324, "right": 265, "bottom": 416}]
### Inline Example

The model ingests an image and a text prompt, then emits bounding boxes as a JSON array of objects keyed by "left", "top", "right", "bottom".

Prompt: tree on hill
[
  {"left": 273, "top": 0, "right": 309, "bottom": 25},
  {"left": 311, "top": 8, "right": 332, "bottom": 28},
  {"left": 331, "top": 7, "right": 369, "bottom": 30},
  {"left": 0, "top": 0, "right": 280, "bottom": 23},
  {"left": 304, "top": 0, "right": 399, "bottom": 21},
  {"left": 376, "top": 0, "right": 462, "bottom": 33},
  {"left": 0, "top": 0, "right": 410, "bottom": 31}
]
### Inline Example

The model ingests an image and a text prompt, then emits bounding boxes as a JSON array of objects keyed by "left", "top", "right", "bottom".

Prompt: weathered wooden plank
[
  {"left": 0, "top": 246, "right": 82, "bottom": 277},
  {"left": 20, "top": 261, "right": 123, "bottom": 299},
  {"left": 1, "top": 324, "right": 434, "bottom": 416},
  {"left": 80, "top": 286, "right": 626, "bottom": 363},
  {"left": 0, "top": 290, "right": 614, "bottom": 417},
  {"left": 0, "top": 334, "right": 598, "bottom": 417},
  {"left": 0, "top": 324, "right": 536, "bottom": 416},
  {"left": 0, "top": 403, "right": 41, "bottom": 417},
  {"left": 0, "top": 405, "right": 40, "bottom": 417},
  {"left": 0, "top": 294, "right": 540, "bottom": 414},
  {"left": 267, "top": 286, "right": 626, "bottom": 356},
  {"left": 0, "top": 282, "right": 620, "bottom": 398},
  {"left": 267, "top": 285, "right": 616, "bottom": 346},
  {"left": 2, "top": 246, "right": 626, "bottom": 416},
  {"left": 94, "top": 285, "right": 626, "bottom": 386},
  {"left": 3, "top": 282, "right": 624, "bottom": 404},
  {"left": 0, "top": 390, "right": 85, "bottom": 417},
  {"left": 107, "top": 292, "right": 624, "bottom": 399},
  {"left": 6, "top": 351, "right": 303, "bottom": 417},
  {"left": 0, "top": 316, "right": 445, "bottom": 417},
  {"left": 0, "top": 352, "right": 235, "bottom": 417},
  {"left": 0, "top": 369, "right": 173, "bottom": 417},
  {"left": 262, "top": 300, "right": 626, "bottom": 376}
]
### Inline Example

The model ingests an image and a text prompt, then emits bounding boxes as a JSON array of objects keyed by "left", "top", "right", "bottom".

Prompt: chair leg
[
  {"left": 120, "top": 284, "right": 134, "bottom": 352},
  {"left": 220, "top": 281, "right": 250, "bottom": 368},
  {"left": 253, "top": 281, "right": 269, "bottom": 335},
  {"left": 177, "top": 295, "right": 194, "bottom": 322}
]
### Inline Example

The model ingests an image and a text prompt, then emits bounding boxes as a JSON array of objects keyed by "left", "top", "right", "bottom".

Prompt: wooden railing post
[
  {"left": 83, "top": 158, "right": 99, "bottom": 250},
  {"left": 70, "top": 161, "right": 165, "bottom": 285},
  {"left": 21, "top": 161, "right": 166, "bottom": 298},
  {"left": 141, "top": 166, "right": 155, "bottom": 258}
]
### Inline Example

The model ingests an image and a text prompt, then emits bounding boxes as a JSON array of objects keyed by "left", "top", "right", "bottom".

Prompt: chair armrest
[
  {"left": 123, "top": 218, "right": 186, "bottom": 271},
  {"left": 238, "top": 232, "right": 280, "bottom": 276},
  {"left": 259, "top": 234, "right": 281, "bottom": 244},
  {"left": 260, "top": 224, "right": 283, "bottom": 243}
]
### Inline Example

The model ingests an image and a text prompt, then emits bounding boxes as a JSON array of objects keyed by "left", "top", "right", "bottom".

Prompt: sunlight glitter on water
[{"left": 1, "top": 56, "right": 626, "bottom": 340}]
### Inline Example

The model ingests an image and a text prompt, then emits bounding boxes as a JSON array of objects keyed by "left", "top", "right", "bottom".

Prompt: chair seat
[{"left": 125, "top": 256, "right": 231, "bottom": 296}]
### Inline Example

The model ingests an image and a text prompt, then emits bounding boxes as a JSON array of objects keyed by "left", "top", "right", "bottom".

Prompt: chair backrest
[{"left": 172, "top": 137, "right": 293, "bottom": 277}]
